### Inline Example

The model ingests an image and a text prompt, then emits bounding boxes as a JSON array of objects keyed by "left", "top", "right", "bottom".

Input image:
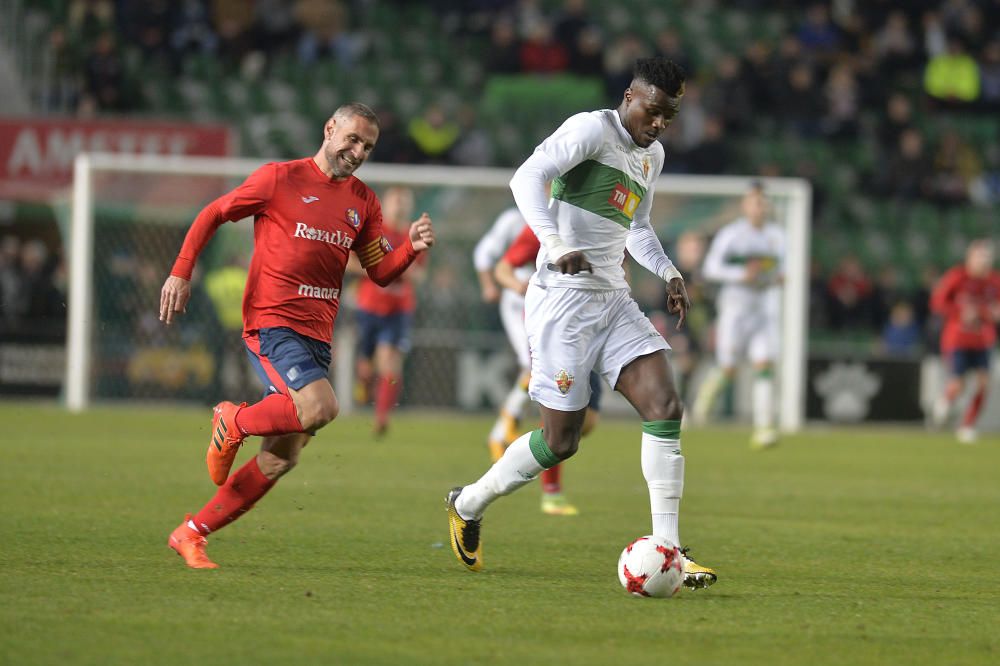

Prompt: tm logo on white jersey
[
  {"left": 298, "top": 284, "right": 340, "bottom": 301},
  {"left": 293, "top": 222, "right": 354, "bottom": 249},
  {"left": 301, "top": 195, "right": 319, "bottom": 204}
]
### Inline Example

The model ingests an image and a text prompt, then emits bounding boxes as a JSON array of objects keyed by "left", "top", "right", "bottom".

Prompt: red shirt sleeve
[
  {"left": 170, "top": 164, "right": 276, "bottom": 279},
  {"left": 502, "top": 225, "right": 541, "bottom": 268},
  {"left": 930, "top": 268, "right": 961, "bottom": 318},
  {"left": 354, "top": 193, "right": 418, "bottom": 286}
]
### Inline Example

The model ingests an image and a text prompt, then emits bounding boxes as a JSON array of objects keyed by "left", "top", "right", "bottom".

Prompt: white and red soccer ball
[{"left": 617, "top": 535, "right": 684, "bottom": 598}]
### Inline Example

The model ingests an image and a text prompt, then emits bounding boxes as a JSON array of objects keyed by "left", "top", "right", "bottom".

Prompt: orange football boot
[
  {"left": 167, "top": 514, "right": 218, "bottom": 569},
  {"left": 207, "top": 401, "right": 247, "bottom": 486}
]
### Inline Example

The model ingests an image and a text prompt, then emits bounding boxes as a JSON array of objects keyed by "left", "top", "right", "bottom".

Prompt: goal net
[{"left": 67, "top": 153, "right": 811, "bottom": 431}]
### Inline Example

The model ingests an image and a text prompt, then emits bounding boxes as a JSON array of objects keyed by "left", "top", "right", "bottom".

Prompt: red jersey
[
  {"left": 355, "top": 226, "right": 419, "bottom": 316},
  {"left": 503, "top": 224, "right": 541, "bottom": 267},
  {"left": 171, "top": 158, "right": 417, "bottom": 343},
  {"left": 930, "top": 266, "right": 1000, "bottom": 352}
]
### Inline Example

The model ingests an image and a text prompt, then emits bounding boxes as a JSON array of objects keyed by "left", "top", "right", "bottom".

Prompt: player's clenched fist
[
  {"left": 159, "top": 275, "right": 191, "bottom": 325},
  {"left": 409, "top": 212, "right": 435, "bottom": 251}
]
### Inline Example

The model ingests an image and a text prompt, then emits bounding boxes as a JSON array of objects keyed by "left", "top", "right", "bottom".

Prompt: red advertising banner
[{"left": 0, "top": 118, "right": 234, "bottom": 201}]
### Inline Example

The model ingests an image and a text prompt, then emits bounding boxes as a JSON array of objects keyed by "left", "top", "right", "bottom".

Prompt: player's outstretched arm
[
  {"left": 363, "top": 213, "right": 434, "bottom": 287},
  {"left": 160, "top": 275, "right": 191, "bottom": 325},
  {"left": 494, "top": 259, "right": 529, "bottom": 295}
]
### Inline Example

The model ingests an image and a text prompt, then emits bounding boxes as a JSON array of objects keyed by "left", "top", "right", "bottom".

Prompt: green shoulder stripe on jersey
[
  {"left": 642, "top": 419, "right": 682, "bottom": 439},
  {"left": 724, "top": 254, "right": 779, "bottom": 266},
  {"left": 551, "top": 159, "right": 647, "bottom": 229}
]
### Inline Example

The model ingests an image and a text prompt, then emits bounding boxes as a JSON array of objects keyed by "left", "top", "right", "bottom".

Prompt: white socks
[
  {"left": 752, "top": 372, "right": 774, "bottom": 430},
  {"left": 641, "top": 428, "right": 684, "bottom": 547},
  {"left": 456, "top": 429, "right": 559, "bottom": 520}
]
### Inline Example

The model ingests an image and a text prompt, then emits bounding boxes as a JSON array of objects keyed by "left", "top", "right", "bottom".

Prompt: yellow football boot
[
  {"left": 681, "top": 548, "right": 717, "bottom": 589},
  {"left": 445, "top": 487, "right": 482, "bottom": 572}
]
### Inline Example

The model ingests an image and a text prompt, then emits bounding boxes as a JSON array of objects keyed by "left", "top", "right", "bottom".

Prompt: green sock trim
[
  {"left": 528, "top": 429, "right": 560, "bottom": 469},
  {"left": 755, "top": 367, "right": 774, "bottom": 379},
  {"left": 642, "top": 419, "right": 681, "bottom": 439}
]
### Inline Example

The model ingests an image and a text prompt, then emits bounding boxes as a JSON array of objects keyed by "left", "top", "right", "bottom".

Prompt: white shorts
[
  {"left": 715, "top": 306, "right": 779, "bottom": 368},
  {"left": 499, "top": 289, "right": 530, "bottom": 369},
  {"left": 525, "top": 284, "right": 670, "bottom": 411}
]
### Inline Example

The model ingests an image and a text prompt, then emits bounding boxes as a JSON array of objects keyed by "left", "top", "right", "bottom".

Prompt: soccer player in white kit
[
  {"left": 692, "top": 183, "right": 784, "bottom": 449},
  {"left": 472, "top": 207, "right": 535, "bottom": 462},
  {"left": 446, "top": 56, "right": 717, "bottom": 589}
]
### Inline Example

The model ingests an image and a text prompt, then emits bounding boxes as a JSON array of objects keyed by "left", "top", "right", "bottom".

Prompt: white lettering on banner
[
  {"left": 6, "top": 128, "right": 194, "bottom": 178},
  {"left": 292, "top": 222, "right": 354, "bottom": 249},
  {"left": 0, "top": 344, "right": 66, "bottom": 385},
  {"left": 457, "top": 351, "right": 515, "bottom": 409},
  {"left": 298, "top": 284, "right": 340, "bottom": 300}
]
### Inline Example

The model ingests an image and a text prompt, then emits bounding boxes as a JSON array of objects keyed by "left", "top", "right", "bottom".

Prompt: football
[{"left": 617, "top": 535, "right": 684, "bottom": 598}]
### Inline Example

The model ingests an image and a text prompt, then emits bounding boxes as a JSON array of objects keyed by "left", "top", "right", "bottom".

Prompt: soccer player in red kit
[
  {"left": 351, "top": 186, "right": 424, "bottom": 437},
  {"left": 930, "top": 239, "right": 1000, "bottom": 444},
  {"left": 159, "top": 103, "right": 435, "bottom": 568}
]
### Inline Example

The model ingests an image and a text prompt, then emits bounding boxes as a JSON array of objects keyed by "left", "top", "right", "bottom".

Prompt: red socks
[
  {"left": 234, "top": 393, "right": 303, "bottom": 436},
  {"left": 963, "top": 388, "right": 987, "bottom": 427},
  {"left": 540, "top": 463, "right": 562, "bottom": 495},
  {"left": 192, "top": 457, "right": 276, "bottom": 535},
  {"left": 375, "top": 374, "right": 400, "bottom": 426}
]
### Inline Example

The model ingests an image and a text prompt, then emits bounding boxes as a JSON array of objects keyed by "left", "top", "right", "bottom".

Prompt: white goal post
[{"left": 67, "top": 152, "right": 811, "bottom": 430}]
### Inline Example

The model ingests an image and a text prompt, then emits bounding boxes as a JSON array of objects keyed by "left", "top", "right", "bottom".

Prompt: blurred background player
[
  {"left": 494, "top": 222, "right": 605, "bottom": 516},
  {"left": 929, "top": 240, "right": 1000, "bottom": 444},
  {"left": 159, "top": 103, "right": 435, "bottom": 568},
  {"left": 472, "top": 204, "right": 532, "bottom": 460},
  {"left": 350, "top": 186, "right": 425, "bottom": 437},
  {"left": 692, "top": 182, "right": 785, "bottom": 448}
]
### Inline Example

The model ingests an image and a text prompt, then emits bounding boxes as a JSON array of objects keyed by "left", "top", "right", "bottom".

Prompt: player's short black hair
[
  {"left": 333, "top": 102, "right": 380, "bottom": 130},
  {"left": 632, "top": 57, "right": 686, "bottom": 97}
]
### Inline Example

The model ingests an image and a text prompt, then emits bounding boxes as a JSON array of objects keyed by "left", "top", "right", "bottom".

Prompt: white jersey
[
  {"left": 702, "top": 217, "right": 784, "bottom": 317},
  {"left": 518, "top": 109, "right": 667, "bottom": 290},
  {"left": 472, "top": 207, "right": 534, "bottom": 284}
]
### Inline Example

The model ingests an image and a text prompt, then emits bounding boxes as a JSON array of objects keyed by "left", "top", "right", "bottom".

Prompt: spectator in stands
[
  {"left": 876, "top": 92, "right": 915, "bottom": 157},
  {"left": 252, "top": 0, "right": 301, "bottom": 59},
  {"left": 741, "top": 40, "right": 776, "bottom": 116},
  {"left": 0, "top": 236, "right": 22, "bottom": 327},
  {"left": 703, "top": 53, "right": 752, "bottom": 134},
  {"left": 568, "top": 25, "right": 604, "bottom": 78},
  {"left": 977, "top": 39, "right": 1000, "bottom": 109},
  {"left": 44, "top": 25, "right": 81, "bottom": 111},
  {"left": 880, "top": 301, "right": 922, "bottom": 357},
  {"left": 826, "top": 254, "right": 874, "bottom": 330},
  {"left": 67, "top": 0, "right": 114, "bottom": 50},
  {"left": 553, "top": 0, "right": 592, "bottom": 55},
  {"left": 19, "top": 240, "right": 63, "bottom": 324},
  {"left": 870, "top": 265, "right": 909, "bottom": 329},
  {"left": 924, "top": 35, "right": 980, "bottom": 106},
  {"left": 485, "top": 18, "right": 520, "bottom": 75},
  {"left": 212, "top": 0, "right": 256, "bottom": 70},
  {"left": 408, "top": 105, "right": 461, "bottom": 163},
  {"left": 930, "top": 128, "right": 982, "bottom": 205},
  {"left": 449, "top": 105, "right": 495, "bottom": 166},
  {"left": 295, "top": 0, "right": 362, "bottom": 67},
  {"left": 171, "top": 0, "right": 219, "bottom": 62},
  {"left": 884, "top": 128, "right": 933, "bottom": 201},
  {"left": 873, "top": 10, "right": 918, "bottom": 80},
  {"left": 82, "top": 31, "right": 130, "bottom": 111},
  {"left": 780, "top": 63, "right": 823, "bottom": 137},
  {"left": 602, "top": 32, "right": 647, "bottom": 97},
  {"left": 654, "top": 28, "right": 693, "bottom": 77},
  {"left": 821, "top": 62, "right": 860, "bottom": 138},
  {"left": 796, "top": 3, "right": 842, "bottom": 62},
  {"left": 518, "top": 19, "right": 568, "bottom": 74},
  {"left": 371, "top": 108, "right": 417, "bottom": 164},
  {"left": 684, "top": 116, "right": 730, "bottom": 175}
]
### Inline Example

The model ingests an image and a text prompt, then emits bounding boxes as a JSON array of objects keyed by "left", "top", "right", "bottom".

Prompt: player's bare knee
[
  {"left": 299, "top": 396, "right": 339, "bottom": 431},
  {"left": 545, "top": 428, "right": 581, "bottom": 460},
  {"left": 645, "top": 391, "right": 684, "bottom": 422}
]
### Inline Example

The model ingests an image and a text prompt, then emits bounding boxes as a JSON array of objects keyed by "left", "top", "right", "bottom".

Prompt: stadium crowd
[{"left": 17, "top": 0, "right": 1000, "bottom": 353}]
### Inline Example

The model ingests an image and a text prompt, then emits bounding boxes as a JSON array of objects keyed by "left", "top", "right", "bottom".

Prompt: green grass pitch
[{"left": 1, "top": 403, "right": 998, "bottom": 665}]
